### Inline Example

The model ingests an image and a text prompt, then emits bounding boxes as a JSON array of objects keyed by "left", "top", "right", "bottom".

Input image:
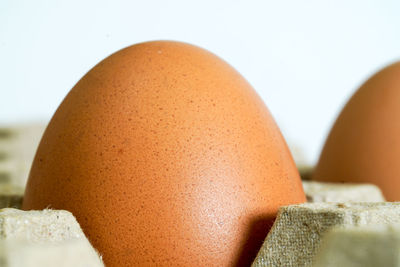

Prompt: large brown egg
[
  {"left": 22, "top": 41, "right": 305, "bottom": 266},
  {"left": 312, "top": 62, "right": 400, "bottom": 201}
]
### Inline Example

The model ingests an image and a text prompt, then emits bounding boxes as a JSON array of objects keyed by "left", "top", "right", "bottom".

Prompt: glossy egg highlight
[
  {"left": 22, "top": 41, "right": 306, "bottom": 266},
  {"left": 313, "top": 62, "right": 400, "bottom": 201}
]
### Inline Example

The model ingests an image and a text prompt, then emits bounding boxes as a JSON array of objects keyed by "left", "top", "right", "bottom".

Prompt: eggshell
[
  {"left": 22, "top": 41, "right": 305, "bottom": 266},
  {"left": 312, "top": 62, "right": 400, "bottom": 201}
]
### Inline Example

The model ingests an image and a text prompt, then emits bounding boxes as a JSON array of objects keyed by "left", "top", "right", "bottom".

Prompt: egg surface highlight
[
  {"left": 313, "top": 61, "right": 400, "bottom": 201},
  {"left": 22, "top": 41, "right": 305, "bottom": 266}
]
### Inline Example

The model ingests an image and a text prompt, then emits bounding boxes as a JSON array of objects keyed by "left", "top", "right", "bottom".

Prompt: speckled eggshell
[
  {"left": 312, "top": 62, "right": 400, "bottom": 201},
  {"left": 22, "top": 41, "right": 306, "bottom": 266}
]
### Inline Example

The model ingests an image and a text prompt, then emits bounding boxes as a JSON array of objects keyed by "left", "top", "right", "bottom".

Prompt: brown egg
[
  {"left": 312, "top": 61, "right": 400, "bottom": 201},
  {"left": 22, "top": 41, "right": 305, "bottom": 266}
]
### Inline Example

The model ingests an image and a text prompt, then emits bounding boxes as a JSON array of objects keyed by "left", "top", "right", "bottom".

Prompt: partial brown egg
[
  {"left": 312, "top": 61, "right": 400, "bottom": 201},
  {"left": 22, "top": 41, "right": 305, "bottom": 266}
]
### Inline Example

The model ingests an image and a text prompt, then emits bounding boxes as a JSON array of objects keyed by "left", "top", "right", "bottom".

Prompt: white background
[{"left": 1, "top": 0, "right": 400, "bottom": 165}]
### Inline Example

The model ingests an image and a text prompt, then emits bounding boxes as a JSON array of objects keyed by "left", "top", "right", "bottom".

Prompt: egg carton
[
  {"left": 253, "top": 202, "right": 400, "bottom": 267},
  {"left": 0, "top": 180, "right": 389, "bottom": 267},
  {"left": 0, "top": 124, "right": 45, "bottom": 188},
  {"left": 314, "top": 225, "right": 400, "bottom": 267},
  {"left": 1, "top": 239, "right": 103, "bottom": 267},
  {"left": 303, "top": 180, "right": 384, "bottom": 203},
  {"left": 0, "top": 208, "right": 104, "bottom": 267},
  {"left": 0, "top": 123, "right": 398, "bottom": 267}
]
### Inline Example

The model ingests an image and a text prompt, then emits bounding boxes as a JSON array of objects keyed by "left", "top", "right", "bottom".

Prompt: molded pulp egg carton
[{"left": 0, "top": 123, "right": 398, "bottom": 267}]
